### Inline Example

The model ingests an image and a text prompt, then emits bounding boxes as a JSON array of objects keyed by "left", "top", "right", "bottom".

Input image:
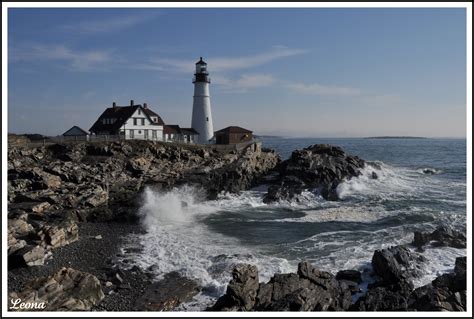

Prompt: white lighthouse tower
[{"left": 191, "top": 57, "right": 214, "bottom": 144}]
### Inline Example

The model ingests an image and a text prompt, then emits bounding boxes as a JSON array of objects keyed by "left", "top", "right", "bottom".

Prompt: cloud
[
  {"left": 61, "top": 12, "right": 160, "bottom": 34},
  {"left": 141, "top": 46, "right": 307, "bottom": 74},
  {"left": 287, "top": 83, "right": 361, "bottom": 96},
  {"left": 213, "top": 74, "right": 276, "bottom": 93},
  {"left": 10, "top": 44, "right": 113, "bottom": 71}
]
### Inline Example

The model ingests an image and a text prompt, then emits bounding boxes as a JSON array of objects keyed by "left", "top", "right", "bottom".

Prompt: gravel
[{"left": 8, "top": 222, "right": 154, "bottom": 311}]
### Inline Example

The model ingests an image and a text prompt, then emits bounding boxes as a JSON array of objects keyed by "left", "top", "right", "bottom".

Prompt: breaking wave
[{"left": 120, "top": 154, "right": 465, "bottom": 310}]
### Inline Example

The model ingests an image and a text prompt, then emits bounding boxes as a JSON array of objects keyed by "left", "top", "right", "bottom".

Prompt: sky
[{"left": 7, "top": 7, "right": 467, "bottom": 138}]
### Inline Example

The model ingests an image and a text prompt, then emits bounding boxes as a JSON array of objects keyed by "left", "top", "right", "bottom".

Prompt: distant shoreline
[{"left": 364, "top": 136, "right": 428, "bottom": 139}]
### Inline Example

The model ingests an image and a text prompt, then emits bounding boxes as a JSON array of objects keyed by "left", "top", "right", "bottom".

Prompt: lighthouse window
[{"left": 206, "top": 117, "right": 209, "bottom": 122}]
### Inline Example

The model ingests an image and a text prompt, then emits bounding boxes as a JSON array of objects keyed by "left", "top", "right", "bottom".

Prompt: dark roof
[
  {"left": 164, "top": 125, "right": 181, "bottom": 134},
  {"left": 143, "top": 108, "right": 165, "bottom": 125},
  {"left": 163, "top": 125, "right": 199, "bottom": 135},
  {"left": 63, "top": 126, "right": 88, "bottom": 136},
  {"left": 180, "top": 128, "right": 199, "bottom": 135},
  {"left": 89, "top": 104, "right": 163, "bottom": 133},
  {"left": 196, "top": 57, "right": 207, "bottom": 65},
  {"left": 215, "top": 126, "right": 253, "bottom": 134}
]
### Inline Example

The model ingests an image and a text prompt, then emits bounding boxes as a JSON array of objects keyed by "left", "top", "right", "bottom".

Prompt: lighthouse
[{"left": 191, "top": 57, "right": 214, "bottom": 144}]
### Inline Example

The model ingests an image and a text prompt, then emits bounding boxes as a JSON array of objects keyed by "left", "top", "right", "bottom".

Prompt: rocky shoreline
[
  {"left": 209, "top": 229, "right": 467, "bottom": 311},
  {"left": 7, "top": 139, "right": 467, "bottom": 312}
]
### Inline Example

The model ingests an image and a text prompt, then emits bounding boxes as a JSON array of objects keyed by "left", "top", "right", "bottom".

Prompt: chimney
[
  {"left": 130, "top": 100, "right": 134, "bottom": 106},
  {"left": 112, "top": 102, "right": 116, "bottom": 108},
  {"left": 143, "top": 103, "right": 148, "bottom": 109}
]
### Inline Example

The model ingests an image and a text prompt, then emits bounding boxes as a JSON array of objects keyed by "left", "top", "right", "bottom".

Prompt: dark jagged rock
[
  {"left": 351, "top": 281, "right": 413, "bottom": 311},
  {"left": 407, "top": 256, "right": 466, "bottom": 311},
  {"left": 336, "top": 269, "right": 362, "bottom": 284},
  {"left": 9, "top": 267, "right": 104, "bottom": 311},
  {"left": 209, "top": 264, "right": 259, "bottom": 311},
  {"left": 210, "top": 261, "right": 352, "bottom": 312},
  {"left": 408, "top": 285, "right": 465, "bottom": 311},
  {"left": 134, "top": 272, "right": 199, "bottom": 311},
  {"left": 372, "top": 245, "right": 427, "bottom": 285},
  {"left": 413, "top": 226, "right": 466, "bottom": 249},
  {"left": 263, "top": 184, "right": 303, "bottom": 203},
  {"left": 8, "top": 140, "right": 279, "bottom": 264},
  {"left": 9, "top": 245, "right": 48, "bottom": 268},
  {"left": 263, "top": 144, "right": 365, "bottom": 201}
]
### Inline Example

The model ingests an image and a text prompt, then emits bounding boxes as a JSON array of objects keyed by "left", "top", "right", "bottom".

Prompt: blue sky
[{"left": 8, "top": 8, "right": 467, "bottom": 137}]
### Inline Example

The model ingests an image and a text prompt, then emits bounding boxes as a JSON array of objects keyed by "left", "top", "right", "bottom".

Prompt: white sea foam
[
  {"left": 336, "top": 163, "right": 419, "bottom": 200},
  {"left": 130, "top": 186, "right": 294, "bottom": 309},
  {"left": 125, "top": 159, "right": 466, "bottom": 311},
  {"left": 273, "top": 205, "right": 390, "bottom": 223}
]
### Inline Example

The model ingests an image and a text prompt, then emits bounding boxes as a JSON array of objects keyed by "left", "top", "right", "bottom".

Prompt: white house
[{"left": 89, "top": 100, "right": 164, "bottom": 141}]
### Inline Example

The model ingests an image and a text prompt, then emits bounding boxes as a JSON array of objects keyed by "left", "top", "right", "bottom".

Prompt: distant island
[
  {"left": 365, "top": 136, "right": 428, "bottom": 139},
  {"left": 254, "top": 135, "right": 283, "bottom": 139}
]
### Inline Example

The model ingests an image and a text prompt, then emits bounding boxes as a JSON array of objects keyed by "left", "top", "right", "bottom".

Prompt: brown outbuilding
[{"left": 215, "top": 126, "right": 253, "bottom": 144}]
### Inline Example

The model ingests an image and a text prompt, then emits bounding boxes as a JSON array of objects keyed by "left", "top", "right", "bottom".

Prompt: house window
[
  {"left": 138, "top": 109, "right": 141, "bottom": 115},
  {"left": 133, "top": 118, "right": 137, "bottom": 125},
  {"left": 130, "top": 130, "right": 134, "bottom": 138},
  {"left": 152, "top": 130, "right": 157, "bottom": 138},
  {"left": 138, "top": 130, "right": 142, "bottom": 134},
  {"left": 141, "top": 118, "right": 145, "bottom": 126},
  {"left": 153, "top": 117, "right": 157, "bottom": 122}
]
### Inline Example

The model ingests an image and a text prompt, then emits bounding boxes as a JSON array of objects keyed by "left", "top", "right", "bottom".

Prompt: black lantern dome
[{"left": 193, "top": 57, "right": 210, "bottom": 83}]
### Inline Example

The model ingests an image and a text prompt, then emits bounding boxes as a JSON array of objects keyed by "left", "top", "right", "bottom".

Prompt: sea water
[{"left": 121, "top": 137, "right": 467, "bottom": 310}]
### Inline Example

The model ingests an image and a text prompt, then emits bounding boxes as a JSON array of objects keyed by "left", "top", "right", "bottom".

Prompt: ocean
[{"left": 122, "top": 137, "right": 467, "bottom": 310}]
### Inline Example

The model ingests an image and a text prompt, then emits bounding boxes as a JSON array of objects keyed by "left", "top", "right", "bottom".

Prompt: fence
[{"left": 9, "top": 134, "right": 262, "bottom": 153}]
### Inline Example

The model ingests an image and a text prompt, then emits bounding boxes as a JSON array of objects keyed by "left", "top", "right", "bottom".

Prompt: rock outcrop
[
  {"left": 134, "top": 272, "right": 199, "bottom": 311},
  {"left": 9, "top": 267, "right": 104, "bottom": 311},
  {"left": 212, "top": 245, "right": 466, "bottom": 312},
  {"left": 371, "top": 245, "right": 427, "bottom": 285},
  {"left": 210, "top": 261, "right": 352, "bottom": 311},
  {"left": 263, "top": 144, "right": 365, "bottom": 202},
  {"left": 8, "top": 140, "right": 279, "bottom": 267},
  {"left": 413, "top": 226, "right": 466, "bottom": 249},
  {"left": 407, "top": 257, "right": 466, "bottom": 311}
]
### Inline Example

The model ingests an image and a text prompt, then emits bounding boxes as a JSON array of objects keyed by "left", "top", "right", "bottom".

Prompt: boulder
[
  {"left": 31, "top": 202, "right": 51, "bottom": 214},
  {"left": 210, "top": 264, "right": 259, "bottom": 311},
  {"left": 9, "top": 215, "right": 34, "bottom": 237},
  {"left": 134, "top": 272, "right": 199, "bottom": 311},
  {"left": 263, "top": 144, "right": 365, "bottom": 202},
  {"left": 407, "top": 256, "right": 466, "bottom": 311},
  {"left": 413, "top": 226, "right": 466, "bottom": 249},
  {"left": 7, "top": 230, "right": 27, "bottom": 255},
  {"left": 408, "top": 285, "right": 465, "bottom": 311},
  {"left": 127, "top": 157, "right": 151, "bottom": 174},
  {"left": 9, "top": 267, "right": 104, "bottom": 311},
  {"left": 263, "top": 184, "right": 303, "bottom": 203},
  {"left": 40, "top": 220, "right": 79, "bottom": 248},
  {"left": 9, "top": 245, "right": 47, "bottom": 267},
  {"left": 371, "top": 245, "right": 426, "bottom": 285},
  {"left": 211, "top": 261, "right": 352, "bottom": 312},
  {"left": 82, "top": 187, "right": 109, "bottom": 208},
  {"left": 336, "top": 269, "right": 362, "bottom": 284},
  {"left": 352, "top": 281, "right": 413, "bottom": 311}
]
